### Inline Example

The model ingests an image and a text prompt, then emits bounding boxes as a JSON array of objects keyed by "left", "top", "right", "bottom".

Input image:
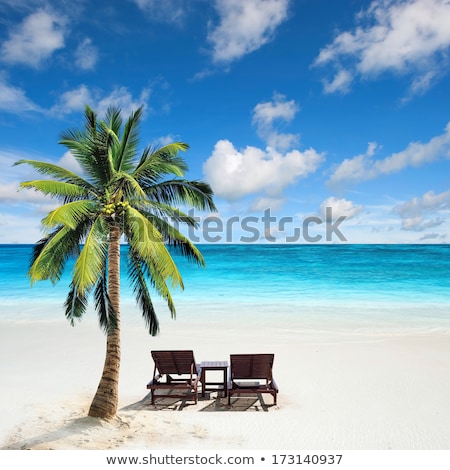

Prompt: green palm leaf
[
  {"left": 134, "top": 143, "right": 189, "bottom": 181},
  {"left": 143, "top": 211, "right": 205, "bottom": 265},
  {"left": 144, "top": 180, "right": 216, "bottom": 211},
  {"left": 29, "top": 226, "right": 79, "bottom": 284},
  {"left": 73, "top": 216, "right": 108, "bottom": 295},
  {"left": 94, "top": 271, "right": 117, "bottom": 334},
  {"left": 127, "top": 249, "right": 159, "bottom": 335},
  {"left": 124, "top": 206, "right": 184, "bottom": 290},
  {"left": 64, "top": 283, "right": 89, "bottom": 326},
  {"left": 14, "top": 159, "right": 95, "bottom": 191},
  {"left": 41, "top": 200, "right": 96, "bottom": 230},
  {"left": 115, "top": 107, "right": 142, "bottom": 172},
  {"left": 19, "top": 180, "right": 91, "bottom": 200}
]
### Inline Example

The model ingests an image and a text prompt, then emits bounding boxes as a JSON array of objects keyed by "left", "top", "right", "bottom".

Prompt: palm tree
[{"left": 15, "top": 105, "right": 216, "bottom": 418}]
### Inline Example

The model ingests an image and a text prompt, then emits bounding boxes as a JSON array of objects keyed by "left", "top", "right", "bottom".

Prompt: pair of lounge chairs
[{"left": 147, "top": 350, "right": 279, "bottom": 406}]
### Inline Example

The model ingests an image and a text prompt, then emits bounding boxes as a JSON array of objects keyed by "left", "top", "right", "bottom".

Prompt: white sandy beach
[{"left": 1, "top": 304, "right": 450, "bottom": 451}]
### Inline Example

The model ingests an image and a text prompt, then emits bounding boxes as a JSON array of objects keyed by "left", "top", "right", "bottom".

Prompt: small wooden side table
[{"left": 199, "top": 361, "right": 228, "bottom": 398}]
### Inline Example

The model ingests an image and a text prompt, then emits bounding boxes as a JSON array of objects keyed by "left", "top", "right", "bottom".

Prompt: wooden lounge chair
[
  {"left": 147, "top": 350, "right": 201, "bottom": 405},
  {"left": 228, "top": 353, "right": 279, "bottom": 406}
]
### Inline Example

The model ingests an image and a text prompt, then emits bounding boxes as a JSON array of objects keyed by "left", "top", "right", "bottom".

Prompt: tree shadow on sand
[
  {"left": 2, "top": 392, "right": 276, "bottom": 449},
  {"left": 1, "top": 415, "right": 131, "bottom": 450}
]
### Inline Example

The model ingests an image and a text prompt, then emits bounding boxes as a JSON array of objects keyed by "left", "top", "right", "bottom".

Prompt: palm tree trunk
[{"left": 88, "top": 223, "right": 121, "bottom": 418}]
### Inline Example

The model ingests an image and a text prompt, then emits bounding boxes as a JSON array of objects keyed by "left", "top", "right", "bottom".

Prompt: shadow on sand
[
  {"left": 2, "top": 391, "right": 276, "bottom": 449},
  {"left": 122, "top": 391, "right": 274, "bottom": 412}
]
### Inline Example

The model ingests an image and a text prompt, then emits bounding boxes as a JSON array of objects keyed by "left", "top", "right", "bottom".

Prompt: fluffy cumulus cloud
[
  {"left": 204, "top": 94, "right": 323, "bottom": 202},
  {"left": 208, "top": 0, "right": 290, "bottom": 64},
  {"left": 203, "top": 139, "right": 323, "bottom": 201},
  {"left": 328, "top": 123, "right": 450, "bottom": 187},
  {"left": 1, "top": 9, "right": 66, "bottom": 67},
  {"left": 393, "top": 189, "right": 450, "bottom": 231},
  {"left": 314, "top": 0, "right": 450, "bottom": 95}
]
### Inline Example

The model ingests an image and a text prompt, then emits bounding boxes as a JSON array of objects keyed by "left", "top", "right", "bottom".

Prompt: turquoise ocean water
[{"left": 1, "top": 244, "right": 449, "bottom": 329}]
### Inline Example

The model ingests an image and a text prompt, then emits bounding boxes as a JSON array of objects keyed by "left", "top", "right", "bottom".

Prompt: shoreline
[{"left": 1, "top": 311, "right": 450, "bottom": 450}]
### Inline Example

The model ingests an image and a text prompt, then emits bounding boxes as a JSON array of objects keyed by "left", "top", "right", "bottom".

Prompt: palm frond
[
  {"left": 29, "top": 224, "right": 85, "bottom": 284},
  {"left": 115, "top": 171, "right": 147, "bottom": 202},
  {"left": 60, "top": 108, "right": 117, "bottom": 188},
  {"left": 115, "top": 107, "right": 143, "bottom": 172},
  {"left": 124, "top": 206, "right": 184, "bottom": 290},
  {"left": 143, "top": 211, "right": 205, "bottom": 265},
  {"left": 143, "top": 180, "right": 216, "bottom": 211},
  {"left": 94, "top": 271, "right": 117, "bottom": 334},
  {"left": 20, "top": 180, "right": 91, "bottom": 201},
  {"left": 133, "top": 143, "right": 189, "bottom": 181},
  {"left": 84, "top": 105, "right": 97, "bottom": 132},
  {"left": 72, "top": 216, "right": 108, "bottom": 295},
  {"left": 41, "top": 200, "right": 96, "bottom": 231},
  {"left": 64, "top": 283, "right": 89, "bottom": 326},
  {"left": 14, "top": 159, "right": 95, "bottom": 191},
  {"left": 135, "top": 201, "right": 200, "bottom": 228},
  {"left": 150, "top": 142, "right": 190, "bottom": 161},
  {"left": 127, "top": 249, "right": 160, "bottom": 335},
  {"left": 104, "top": 106, "right": 123, "bottom": 134}
]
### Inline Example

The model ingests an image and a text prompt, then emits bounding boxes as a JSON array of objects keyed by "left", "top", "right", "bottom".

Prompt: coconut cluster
[{"left": 101, "top": 201, "right": 130, "bottom": 217}]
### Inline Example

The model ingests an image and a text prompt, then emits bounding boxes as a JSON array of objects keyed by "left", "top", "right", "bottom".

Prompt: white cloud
[
  {"left": 0, "top": 149, "right": 87, "bottom": 244},
  {"left": 131, "top": 0, "right": 185, "bottom": 23},
  {"left": 203, "top": 139, "right": 323, "bottom": 201},
  {"left": 314, "top": 0, "right": 450, "bottom": 95},
  {"left": 51, "top": 85, "right": 150, "bottom": 117},
  {"left": 74, "top": 38, "right": 98, "bottom": 71},
  {"left": 1, "top": 10, "right": 66, "bottom": 67},
  {"left": 328, "top": 124, "right": 450, "bottom": 187},
  {"left": 393, "top": 189, "right": 450, "bottom": 231},
  {"left": 320, "top": 197, "right": 363, "bottom": 221},
  {"left": 153, "top": 134, "right": 178, "bottom": 147},
  {"left": 52, "top": 85, "right": 93, "bottom": 115},
  {"left": 250, "top": 196, "right": 285, "bottom": 212},
  {"left": 208, "top": 0, "right": 290, "bottom": 64},
  {"left": 322, "top": 69, "right": 353, "bottom": 95},
  {"left": 0, "top": 150, "right": 59, "bottom": 218},
  {"left": 0, "top": 79, "right": 150, "bottom": 118},
  {"left": 57, "top": 151, "right": 83, "bottom": 175},
  {"left": 96, "top": 86, "right": 151, "bottom": 117},
  {"left": 252, "top": 92, "right": 299, "bottom": 151},
  {"left": 419, "top": 232, "right": 446, "bottom": 241},
  {"left": 204, "top": 94, "right": 323, "bottom": 203},
  {"left": 0, "top": 76, "right": 41, "bottom": 113}
]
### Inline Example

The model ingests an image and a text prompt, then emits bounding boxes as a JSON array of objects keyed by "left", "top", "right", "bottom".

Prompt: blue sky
[{"left": 1, "top": 0, "right": 450, "bottom": 244}]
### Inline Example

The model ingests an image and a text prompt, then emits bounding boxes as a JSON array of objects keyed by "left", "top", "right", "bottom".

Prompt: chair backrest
[
  {"left": 152, "top": 350, "right": 196, "bottom": 375},
  {"left": 230, "top": 354, "right": 274, "bottom": 380}
]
